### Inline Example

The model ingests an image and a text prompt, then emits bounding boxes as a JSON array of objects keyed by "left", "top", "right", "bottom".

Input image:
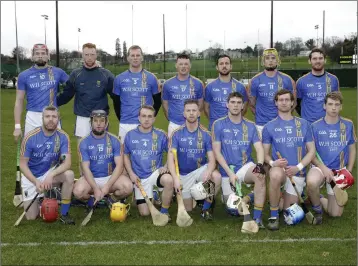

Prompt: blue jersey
[
  {"left": 113, "top": 70, "right": 160, "bottom": 124},
  {"left": 170, "top": 125, "right": 211, "bottom": 175},
  {"left": 17, "top": 66, "right": 68, "bottom": 112},
  {"left": 162, "top": 75, "right": 204, "bottom": 125},
  {"left": 79, "top": 132, "right": 121, "bottom": 178},
  {"left": 212, "top": 116, "right": 260, "bottom": 177},
  {"left": 204, "top": 78, "right": 248, "bottom": 130},
  {"left": 312, "top": 117, "right": 356, "bottom": 170},
  {"left": 21, "top": 127, "right": 70, "bottom": 177},
  {"left": 262, "top": 116, "right": 313, "bottom": 176},
  {"left": 247, "top": 71, "right": 296, "bottom": 126},
  {"left": 124, "top": 127, "right": 168, "bottom": 179},
  {"left": 296, "top": 72, "right": 339, "bottom": 123}
]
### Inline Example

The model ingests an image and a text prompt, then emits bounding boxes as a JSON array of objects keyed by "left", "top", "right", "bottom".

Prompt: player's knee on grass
[
  {"left": 73, "top": 182, "right": 90, "bottom": 199},
  {"left": 327, "top": 195, "right": 344, "bottom": 217},
  {"left": 25, "top": 200, "right": 39, "bottom": 220},
  {"left": 136, "top": 199, "right": 150, "bottom": 216}
]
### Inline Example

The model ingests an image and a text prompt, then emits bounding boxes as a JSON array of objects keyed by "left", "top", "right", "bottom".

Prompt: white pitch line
[{"left": 1, "top": 238, "right": 356, "bottom": 247}]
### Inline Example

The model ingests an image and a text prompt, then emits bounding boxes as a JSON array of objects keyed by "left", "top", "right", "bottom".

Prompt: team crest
[
  {"left": 180, "top": 85, "right": 187, "bottom": 92},
  {"left": 132, "top": 78, "right": 139, "bottom": 85},
  {"left": 96, "top": 80, "right": 101, "bottom": 87},
  {"left": 39, "top": 73, "right": 46, "bottom": 80}
]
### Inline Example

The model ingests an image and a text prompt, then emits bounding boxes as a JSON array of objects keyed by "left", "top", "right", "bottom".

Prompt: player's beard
[
  {"left": 92, "top": 129, "right": 105, "bottom": 136},
  {"left": 312, "top": 64, "right": 324, "bottom": 72},
  {"left": 229, "top": 109, "right": 241, "bottom": 116},
  {"left": 35, "top": 59, "right": 47, "bottom": 67},
  {"left": 43, "top": 121, "right": 57, "bottom": 132},
  {"left": 264, "top": 65, "right": 277, "bottom": 71},
  {"left": 219, "top": 69, "right": 230, "bottom": 76}
]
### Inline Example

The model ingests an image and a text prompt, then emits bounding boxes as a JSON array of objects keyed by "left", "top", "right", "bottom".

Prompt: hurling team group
[{"left": 13, "top": 42, "right": 356, "bottom": 230}]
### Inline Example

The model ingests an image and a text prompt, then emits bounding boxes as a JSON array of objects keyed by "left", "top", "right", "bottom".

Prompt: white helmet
[
  {"left": 226, "top": 193, "right": 248, "bottom": 216},
  {"left": 284, "top": 203, "right": 305, "bottom": 225},
  {"left": 190, "top": 180, "right": 215, "bottom": 200}
]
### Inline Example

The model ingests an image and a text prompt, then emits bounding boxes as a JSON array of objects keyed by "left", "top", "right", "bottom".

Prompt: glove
[{"left": 252, "top": 163, "right": 265, "bottom": 175}]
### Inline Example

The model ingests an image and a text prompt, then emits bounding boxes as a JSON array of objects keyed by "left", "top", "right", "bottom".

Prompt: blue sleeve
[
  {"left": 332, "top": 76, "right": 339, "bottom": 91},
  {"left": 113, "top": 137, "right": 121, "bottom": 157},
  {"left": 170, "top": 131, "right": 179, "bottom": 150},
  {"left": 22, "top": 137, "right": 33, "bottom": 158},
  {"left": 124, "top": 133, "right": 131, "bottom": 155},
  {"left": 205, "top": 132, "right": 213, "bottom": 152},
  {"left": 204, "top": 84, "right": 212, "bottom": 103},
  {"left": 59, "top": 69, "right": 69, "bottom": 84},
  {"left": 248, "top": 78, "right": 258, "bottom": 98},
  {"left": 238, "top": 83, "right": 248, "bottom": 102},
  {"left": 212, "top": 121, "right": 222, "bottom": 142},
  {"left": 113, "top": 75, "right": 121, "bottom": 96},
  {"left": 60, "top": 133, "right": 70, "bottom": 155},
  {"left": 196, "top": 80, "right": 204, "bottom": 99},
  {"left": 57, "top": 70, "right": 76, "bottom": 106},
  {"left": 304, "top": 122, "right": 314, "bottom": 143},
  {"left": 162, "top": 82, "right": 170, "bottom": 100},
  {"left": 348, "top": 123, "right": 357, "bottom": 145},
  {"left": 17, "top": 72, "right": 26, "bottom": 91},
  {"left": 106, "top": 71, "right": 115, "bottom": 95},
  {"left": 79, "top": 139, "right": 89, "bottom": 162},
  {"left": 262, "top": 125, "right": 271, "bottom": 144},
  {"left": 162, "top": 134, "right": 168, "bottom": 152},
  {"left": 150, "top": 74, "right": 160, "bottom": 95},
  {"left": 252, "top": 124, "right": 261, "bottom": 143},
  {"left": 296, "top": 79, "right": 302, "bottom": 99}
]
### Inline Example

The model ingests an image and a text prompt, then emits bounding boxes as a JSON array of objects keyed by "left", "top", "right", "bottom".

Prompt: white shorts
[
  {"left": 94, "top": 175, "right": 111, "bottom": 188},
  {"left": 25, "top": 111, "right": 61, "bottom": 136},
  {"left": 255, "top": 125, "right": 264, "bottom": 140},
  {"left": 283, "top": 176, "right": 306, "bottom": 196},
  {"left": 311, "top": 166, "right": 335, "bottom": 195},
  {"left": 75, "top": 116, "right": 91, "bottom": 138},
  {"left": 168, "top": 121, "right": 182, "bottom": 139},
  {"left": 134, "top": 170, "right": 163, "bottom": 200},
  {"left": 119, "top": 123, "right": 139, "bottom": 144},
  {"left": 21, "top": 166, "right": 57, "bottom": 201},
  {"left": 180, "top": 165, "right": 208, "bottom": 199},
  {"left": 221, "top": 162, "right": 255, "bottom": 197}
]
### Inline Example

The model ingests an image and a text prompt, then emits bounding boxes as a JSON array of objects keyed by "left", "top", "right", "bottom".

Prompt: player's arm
[
  {"left": 19, "top": 156, "right": 38, "bottom": 186},
  {"left": 153, "top": 92, "right": 162, "bottom": 117},
  {"left": 206, "top": 150, "right": 217, "bottom": 173},
  {"left": 347, "top": 143, "right": 356, "bottom": 173},
  {"left": 263, "top": 143, "right": 273, "bottom": 164},
  {"left": 212, "top": 141, "right": 235, "bottom": 181},
  {"left": 14, "top": 90, "right": 25, "bottom": 134},
  {"left": 105, "top": 70, "right": 115, "bottom": 98},
  {"left": 253, "top": 142, "right": 264, "bottom": 164},
  {"left": 295, "top": 78, "right": 302, "bottom": 116},
  {"left": 81, "top": 161, "right": 99, "bottom": 190},
  {"left": 285, "top": 141, "right": 315, "bottom": 177},
  {"left": 57, "top": 70, "right": 77, "bottom": 106},
  {"left": 104, "top": 154, "right": 123, "bottom": 191},
  {"left": 124, "top": 154, "right": 139, "bottom": 183},
  {"left": 246, "top": 80, "right": 256, "bottom": 114},
  {"left": 197, "top": 81, "right": 204, "bottom": 112},
  {"left": 50, "top": 154, "right": 71, "bottom": 177},
  {"left": 111, "top": 75, "right": 121, "bottom": 121},
  {"left": 203, "top": 101, "right": 210, "bottom": 118},
  {"left": 151, "top": 74, "right": 162, "bottom": 116}
]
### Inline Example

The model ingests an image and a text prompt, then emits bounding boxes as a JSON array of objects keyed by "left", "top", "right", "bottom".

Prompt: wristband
[
  {"left": 269, "top": 160, "right": 274, "bottom": 167},
  {"left": 296, "top": 163, "right": 304, "bottom": 171},
  {"left": 15, "top": 124, "right": 21, "bottom": 129}
]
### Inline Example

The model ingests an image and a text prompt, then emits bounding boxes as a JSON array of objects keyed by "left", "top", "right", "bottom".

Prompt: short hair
[
  {"left": 177, "top": 53, "right": 191, "bottom": 62},
  {"left": 216, "top": 54, "right": 231, "bottom": 65},
  {"left": 324, "top": 91, "right": 343, "bottom": 104},
  {"left": 184, "top": 99, "right": 199, "bottom": 107},
  {"left": 82, "top": 43, "right": 97, "bottom": 50},
  {"left": 309, "top": 48, "right": 326, "bottom": 60},
  {"left": 139, "top": 105, "right": 155, "bottom": 115},
  {"left": 42, "top": 105, "right": 59, "bottom": 116},
  {"left": 274, "top": 89, "right": 295, "bottom": 102},
  {"left": 128, "top": 45, "right": 143, "bottom": 56},
  {"left": 227, "top": 92, "right": 244, "bottom": 103}
]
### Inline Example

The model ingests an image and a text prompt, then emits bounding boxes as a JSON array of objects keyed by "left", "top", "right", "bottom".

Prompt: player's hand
[
  {"left": 158, "top": 166, "right": 168, "bottom": 175},
  {"left": 284, "top": 165, "right": 300, "bottom": 177},
  {"left": 35, "top": 180, "right": 43, "bottom": 193},
  {"left": 101, "top": 185, "right": 110, "bottom": 198},
  {"left": 252, "top": 163, "right": 266, "bottom": 179},
  {"left": 129, "top": 173, "right": 140, "bottom": 185},
  {"left": 274, "top": 158, "right": 288, "bottom": 168},
  {"left": 202, "top": 169, "right": 212, "bottom": 182},
  {"left": 321, "top": 165, "right": 334, "bottom": 183},
  {"left": 173, "top": 178, "right": 181, "bottom": 194},
  {"left": 229, "top": 172, "right": 238, "bottom": 187},
  {"left": 42, "top": 173, "right": 54, "bottom": 191},
  {"left": 13, "top": 128, "right": 22, "bottom": 143},
  {"left": 93, "top": 187, "right": 103, "bottom": 202}
]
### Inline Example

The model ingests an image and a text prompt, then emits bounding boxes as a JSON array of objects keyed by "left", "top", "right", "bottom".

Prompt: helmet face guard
[
  {"left": 261, "top": 48, "right": 281, "bottom": 67},
  {"left": 225, "top": 193, "right": 248, "bottom": 216},
  {"left": 284, "top": 203, "right": 304, "bottom": 225},
  {"left": 190, "top": 180, "right": 215, "bottom": 201},
  {"left": 110, "top": 202, "right": 130, "bottom": 222}
]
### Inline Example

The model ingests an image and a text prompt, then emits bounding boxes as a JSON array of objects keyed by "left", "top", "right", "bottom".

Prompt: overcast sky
[{"left": 1, "top": 1, "right": 357, "bottom": 56}]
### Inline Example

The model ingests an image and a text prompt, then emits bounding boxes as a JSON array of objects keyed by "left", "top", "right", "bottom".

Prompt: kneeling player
[
  {"left": 124, "top": 105, "right": 174, "bottom": 220},
  {"left": 20, "top": 106, "right": 75, "bottom": 224},
  {"left": 168, "top": 99, "right": 221, "bottom": 220},
  {"left": 73, "top": 110, "right": 133, "bottom": 209},
  {"left": 307, "top": 92, "right": 356, "bottom": 223}
]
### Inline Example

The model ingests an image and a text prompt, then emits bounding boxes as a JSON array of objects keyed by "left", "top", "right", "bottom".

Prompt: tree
[
  {"left": 11, "top": 46, "right": 28, "bottom": 60},
  {"left": 305, "top": 39, "right": 315, "bottom": 50},
  {"left": 123, "top": 41, "right": 127, "bottom": 62},
  {"left": 253, "top": 44, "right": 263, "bottom": 55},
  {"left": 274, "top": 41, "right": 284, "bottom": 54},
  {"left": 115, "top": 38, "right": 122, "bottom": 62},
  {"left": 243, "top": 45, "right": 253, "bottom": 54}
]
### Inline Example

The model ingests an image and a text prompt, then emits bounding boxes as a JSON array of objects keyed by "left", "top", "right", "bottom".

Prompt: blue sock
[
  {"left": 312, "top": 204, "right": 322, "bottom": 214},
  {"left": 253, "top": 205, "right": 263, "bottom": 220},
  {"left": 88, "top": 196, "right": 94, "bottom": 208},
  {"left": 160, "top": 205, "right": 169, "bottom": 214},
  {"left": 202, "top": 200, "right": 212, "bottom": 211},
  {"left": 61, "top": 199, "right": 71, "bottom": 216},
  {"left": 270, "top": 206, "right": 279, "bottom": 218}
]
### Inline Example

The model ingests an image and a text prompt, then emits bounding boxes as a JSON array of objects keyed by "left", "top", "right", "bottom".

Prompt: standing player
[
  {"left": 124, "top": 105, "right": 173, "bottom": 219},
  {"left": 112, "top": 45, "right": 162, "bottom": 143},
  {"left": 20, "top": 106, "right": 75, "bottom": 224},
  {"left": 212, "top": 92, "right": 266, "bottom": 228},
  {"left": 307, "top": 92, "right": 356, "bottom": 223},
  {"left": 246, "top": 48, "right": 296, "bottom": 137},
  {"left": 204, "top": 54, "right": 248, "bottom": 130},
  {"left": 14, "top": 43, "right": 68, "bottom": 141},
  {"left": 73, "top": 110, "right": 133, "bottom": 207},
  {"left": 162, "top": 53, "right": 204, "bottom": 137},
  {"left": 262, "top": 89, "right": 315, "bottom": 230},
  {"left": 296, "top": 48, "right": 340, "bottom": 123},
  {"left": 168, "top": 99, "right": 221, "bottom": 220}
]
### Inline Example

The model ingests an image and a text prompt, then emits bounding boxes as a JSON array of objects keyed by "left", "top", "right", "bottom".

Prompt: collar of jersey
[
  {"left": 136, "top": 125, "right": 154, "bottom": 134},
  {"left": 277, "top": 115, "right": 295, "bottom": 123},
  {"left": 176, "top": 74, "right": 190, "bottom": 81},
  {"left": 310, "top": 71, "right": 326, "bottom": 78},
  {"left": 128, "top": 69, "right": 144, "bottom": 74},
  {"left": 322, "top": 116, "right": 341, "bottom": 126},
  {"left": 227, "top": 116, "right": 244, "bottom": 126},
  {"left": 184, "top": 124, "right": 200, "bottom": 134}
]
